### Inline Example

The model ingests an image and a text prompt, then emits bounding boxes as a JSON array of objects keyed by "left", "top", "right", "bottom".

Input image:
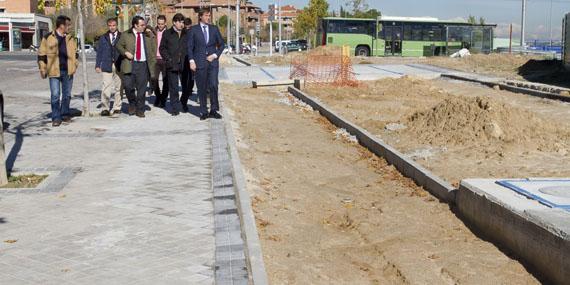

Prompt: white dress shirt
[{"left": 109, "top": 31, "right": 118, "bottom": 45}]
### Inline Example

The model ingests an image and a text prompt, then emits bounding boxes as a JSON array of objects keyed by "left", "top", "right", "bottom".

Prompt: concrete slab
[
  {"left": 257, "top": 66, "right": 291, "bottom": 81},
  {"left": 369, "top": 64, "right": 442, "bottom": 79},
  {"left": 457, "top": 179, "right": 570, "bottom": 285},
  {"left": 496, "top": 179, "right": 570, "bottom": 211},
  {"left": 223, "top": 64, "right": 443, "bottom": 84},
  {"left": 222, "top": 66, "right": 275, "bottom": 84}
]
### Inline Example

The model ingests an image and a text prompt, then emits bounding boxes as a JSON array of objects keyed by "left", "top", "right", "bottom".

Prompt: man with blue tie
[
  {"left": 95, "top": 18, "right": 122, "bottom": 116},
  {"left": 187, "top": 9, "right": 225, "bottom": 120}
]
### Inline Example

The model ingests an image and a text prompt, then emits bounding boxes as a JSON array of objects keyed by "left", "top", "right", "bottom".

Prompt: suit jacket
[
  {"left": 95, "top": 31, "right": 122, "bottom": 73},
  {"left": 116, "top": 29, "right": 157, "bottom": 78},
  {"left": 159, "top": 27, "right": 188, "bottom": 72},
  {"left": 186, "top": 23, "right": 225, "bottom": 69}
]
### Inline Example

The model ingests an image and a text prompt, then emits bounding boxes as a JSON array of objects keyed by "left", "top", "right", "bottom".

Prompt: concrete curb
[
  {"left": 441, "top": 73, "right": 570, "bottom": 103},
  {"left": 252, "top": 80, "right": 295, "bottom": 88},
  {"left": 233, "top": 56, "right": 253, "bottom": 67},
  {"left": 287, "top": 87, "right": 456, "bottom": 203},
  {"left": 457, "top": 180, "right": 570, "bottom": 285},
  {"left": 220, "top": 97, "right": 269, "bottom": 285}
]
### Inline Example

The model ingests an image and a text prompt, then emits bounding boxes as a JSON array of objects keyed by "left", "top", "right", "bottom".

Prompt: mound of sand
[
  {"left": 404, "top": 96, "right": 569, "bottom": 150},
  {"left": 427, "top": 54, "right": 544, "bottom": 79},
  {"left": 319, "top": 76, "right": 447, "bottom": 100}
]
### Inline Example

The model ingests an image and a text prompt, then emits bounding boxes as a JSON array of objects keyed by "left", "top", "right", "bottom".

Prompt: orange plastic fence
[{"left": 289, "top": 46, "right": 359, "bottom": 87}]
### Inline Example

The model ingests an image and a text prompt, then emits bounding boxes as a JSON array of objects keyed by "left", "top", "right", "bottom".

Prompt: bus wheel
[{"left": 355, "top": 46, "right": 370, "bottom": 57}]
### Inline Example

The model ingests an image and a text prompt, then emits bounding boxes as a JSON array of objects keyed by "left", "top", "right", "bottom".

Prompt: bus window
[
  {"left": 432, "top": 26, "right": 443, "bottom": 41},
  {"left": 328, "top": 20, "right": 344, "bottom": 33},
  {"left": 412, "top": 25, "right": 422, "bottom": 41},
  {"left": 403, "top": 25, "right": 412, "bottom": 41},
  {"left": 423, "top": 27, "right": 432, "bottom": 41},
  {"left": 344, "top": 21, "right": 371, "bottom": 34}
]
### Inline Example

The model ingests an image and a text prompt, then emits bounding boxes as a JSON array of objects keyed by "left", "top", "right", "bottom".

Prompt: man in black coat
[
  {"left": 95, "top": 17, "right": 122, "bottom": 116},
  {"left": 180, "top": 17, "right": 195, "bottom": 110},
  {"left": 187, "top": 9, "right": 225, "bottom": 120},
  {"left": 159, "top": 13, "right": 188, "bottom": 116},
  {"left": 151, "top": 15, "right": 169, "bottom": 108}
]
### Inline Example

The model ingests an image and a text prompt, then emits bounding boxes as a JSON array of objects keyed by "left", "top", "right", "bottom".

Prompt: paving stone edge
[{"left": 220, "top": 95, "right": 269, "bottom": 285}]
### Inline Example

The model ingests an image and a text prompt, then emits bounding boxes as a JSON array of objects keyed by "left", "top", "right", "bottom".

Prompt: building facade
[
  {"left": 0, "top": 0, "right": 51, "bottom": 51},
  {"left": 166, "top": 0, "right": 261, "bottom": 43},
  {"left": 0, "top": 13, "right": 52, "bottom": 51},
  {"left": 0, "top": 0, "right": 39, "bottom": 14},
  {"left": 266, "top": 4, "right": 299, "bottom": 40}
]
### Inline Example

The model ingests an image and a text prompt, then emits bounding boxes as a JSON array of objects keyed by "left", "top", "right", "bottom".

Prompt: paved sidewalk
[{"left": 0, "top": 60, "right": 249, "bottom": 284}]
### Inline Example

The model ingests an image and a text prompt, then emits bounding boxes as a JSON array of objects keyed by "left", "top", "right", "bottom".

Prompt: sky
[{"left": 256, "top": 0, "right": 570, "bottom": 40}]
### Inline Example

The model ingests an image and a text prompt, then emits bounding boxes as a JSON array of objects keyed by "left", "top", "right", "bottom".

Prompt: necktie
[
  {"left": 202, "top": 25, "right": 208, "bottom": 44},
  {"left": 111, "top": 33, "right": 116, "bottom": 45},
  {"left": 136, "top": 32, "right": 142, "bottom": 61}
]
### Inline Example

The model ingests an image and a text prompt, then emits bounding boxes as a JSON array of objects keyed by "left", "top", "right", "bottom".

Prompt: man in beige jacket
[{"left": 37, "top": 15, "right": 78, "bottom": 127}]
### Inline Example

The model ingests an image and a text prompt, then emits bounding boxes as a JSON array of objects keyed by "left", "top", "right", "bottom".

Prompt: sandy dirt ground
[
  {"left": 305, "top": 77, "right": 570, "bottom": 186},
  {"left": 222, "top": 83, "right": 539, "bottom": 284},
  {"left": 425, "top": 54, "right": 565, "bottom": 83}
]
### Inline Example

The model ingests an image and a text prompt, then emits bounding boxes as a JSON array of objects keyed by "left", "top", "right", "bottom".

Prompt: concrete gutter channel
[
  {"left": 232, "top": 56, "right": 253, "bottom": 67},
  {"left": 287, "top": 86, "right": 569, "bottom": 285}
]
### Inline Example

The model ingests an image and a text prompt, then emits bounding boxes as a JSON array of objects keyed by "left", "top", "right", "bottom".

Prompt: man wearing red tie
[{"left": 116, "top": 16, "right": 157, "bottom": 118}]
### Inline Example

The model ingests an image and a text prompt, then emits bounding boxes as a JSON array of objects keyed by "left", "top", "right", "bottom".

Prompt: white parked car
[
  {"left": 80, "top": 44, "right": 95, "bottom": 54},
  {"left": 274, "top": 40, "right": 291, "bottom": 52}
]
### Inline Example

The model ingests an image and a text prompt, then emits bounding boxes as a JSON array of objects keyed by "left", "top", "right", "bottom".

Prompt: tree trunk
[{"left": 77, "top": 0, "right": 90, "bottom": 117}]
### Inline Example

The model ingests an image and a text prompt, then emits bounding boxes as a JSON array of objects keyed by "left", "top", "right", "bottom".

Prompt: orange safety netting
[{"left": 289, "top": 46, "right": 359, "bottom": 87}]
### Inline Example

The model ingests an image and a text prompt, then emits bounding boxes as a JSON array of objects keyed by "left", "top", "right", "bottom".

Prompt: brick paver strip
[{"left": 211, "top": 117, "right": 249, "bottom": 284}]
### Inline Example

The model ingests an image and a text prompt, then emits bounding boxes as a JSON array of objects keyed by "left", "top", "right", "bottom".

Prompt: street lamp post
[
  {"left": 521, "top": 0, "right": 526, "bottom": 47},
  {"left": 278, "top": 0, "right": 282, "bottom": 54},
  {"left": 236, "top": 0, "right": 240, "bottom": 53},
  {"left": 549, "top": 0, "right": 553, "bottom": 47},
  {"left": 227, "top": 0, "right": 231, "bottom": 51}
]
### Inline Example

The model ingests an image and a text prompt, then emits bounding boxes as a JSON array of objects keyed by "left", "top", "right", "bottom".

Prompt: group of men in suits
[{"left": 95, "top": 9, "right": 224, "bottom": 120}]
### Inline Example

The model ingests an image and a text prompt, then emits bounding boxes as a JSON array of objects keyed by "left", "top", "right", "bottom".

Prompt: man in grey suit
[{"left": 187, "top": 9, "right": 225, "bottom": 120}]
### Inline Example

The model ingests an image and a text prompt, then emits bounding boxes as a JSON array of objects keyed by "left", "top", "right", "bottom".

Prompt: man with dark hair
[
  {"left": 116, "top": 16, "right": 157, "bottom": 118},
  {"left": 159, "top": 13, "right": 187, "bottom": 116},
  {"left": 181, "top": 17, "right": 194, "bottom": 110},
  {"left": 187, "top": 9, "right": 225, "bottom": 120},
  {"left": 37, "top": 15, "right": 77, "bottom": 127},
  {"left": 151, "top": 14, "right": 169, "bottom": 108},
  {"left": 96, "top": 17, "right": 123, "bottom": 116}
]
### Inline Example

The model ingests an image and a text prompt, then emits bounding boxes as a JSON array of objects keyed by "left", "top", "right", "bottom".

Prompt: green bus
[{"left": 317, "top": 16, "right": 495, "bottom": 57}]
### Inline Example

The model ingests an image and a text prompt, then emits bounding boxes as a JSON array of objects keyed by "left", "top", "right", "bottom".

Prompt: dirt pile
[
  {"left": 319, "top": 76, "right": 447, "bottom": 100},
  {"left": 427, "top": 54, "right": 544, "bottom": 79},
  {"left": 403, "top": 96, "right": 569, "bottom": 150}
]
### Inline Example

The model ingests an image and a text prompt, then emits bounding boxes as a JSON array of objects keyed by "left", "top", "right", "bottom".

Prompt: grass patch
[{"left": 0, "top": 174, "right": 48, "bottom": 188}]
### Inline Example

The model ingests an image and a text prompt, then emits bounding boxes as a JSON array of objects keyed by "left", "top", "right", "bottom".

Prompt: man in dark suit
[
  {"left": 96, "top": 17, "right": 122, "bottom": 116},
  {"left": 116, "top": 16, "right": 157, "bottom": 118},
  {"left": 159, "top": 13, "right": 187, "bottom": 116},
  {"left": 187, "top": 8, "right": 225, "bottom": 120}
]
